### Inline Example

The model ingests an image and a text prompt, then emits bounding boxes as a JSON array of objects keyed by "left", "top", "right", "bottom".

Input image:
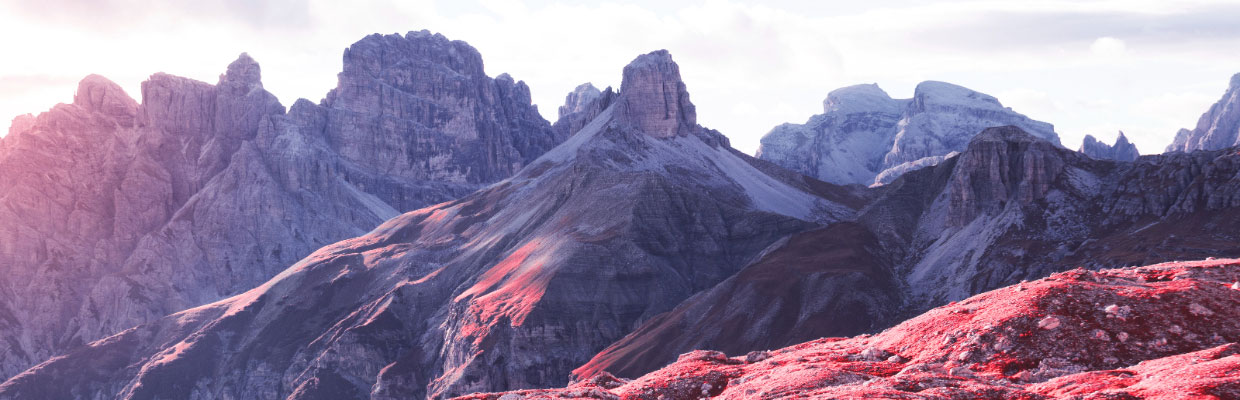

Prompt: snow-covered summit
[
  {"left": 910, "top": 80, "right": 1002, "bottom": 110},
  {"left": 758, "top": 80, "right": 1060, "bottom": 186},
  {"left": 823, "top": 83, "right": 902, "bottom": 115}
]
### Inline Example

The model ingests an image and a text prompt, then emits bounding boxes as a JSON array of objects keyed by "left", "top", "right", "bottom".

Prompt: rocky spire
[
  {"left": 1165, "top": 72, "right": 1240, "bottom": 152},
  {"left": 218, "top": 52, "right": 263, "bottom": 94},
  {"left": 1079, "top": 131, "right": 1139, "bottom": 161},
  {"left": 558, "top": 82, "right": 601, "bottom": 119},
  {"left": 615, "top": 50, "right": 697, "bottom": 138},
  {"left": 73, "top": 74, "right": 138, "bottom": 124}
]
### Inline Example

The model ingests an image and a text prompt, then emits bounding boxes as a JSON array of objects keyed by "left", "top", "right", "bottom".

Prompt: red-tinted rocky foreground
[{"left": 460, "top": 258, "right": 1240, "bottom": 399}]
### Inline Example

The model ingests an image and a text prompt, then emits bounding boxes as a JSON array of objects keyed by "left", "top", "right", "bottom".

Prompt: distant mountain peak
[
  {"left": 1165, "top": 72, "right": 1240, "bottom": 152},
  {"left": 73, "top": 74, "right": 138, "bottom": 120},
  {"left": 616, "top": 50, "right": 697, "bottom": 138},
  {"left": 1079, "top": 131, "right": 1139, "bottom": 161},
  {"left": 758, "top": 80, "right": 1058, "bottom": 186},
  {"left": 558, "top": 82, "right": 601, "bottom": 119},
  {"left": 219, "top": 52, "right": 263, "bottom": 91},
  {"left": 823, "top": 83, "right": 899, "bottom": 115},
  {"left": 911, "top": 80, "right": 1001, "bottom": 109}
]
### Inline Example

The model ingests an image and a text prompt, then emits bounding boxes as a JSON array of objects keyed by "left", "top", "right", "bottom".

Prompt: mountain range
[
  {"left": 2, "top": 30, "right": 1240, "bottom": 399},
  {"left": 0, "top": 30, "right": 563, "bottom": 380},
  {"left": 755, "top": 82, "right": 1060, "bottom": 187}
]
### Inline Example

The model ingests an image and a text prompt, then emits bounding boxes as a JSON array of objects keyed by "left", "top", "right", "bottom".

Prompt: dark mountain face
[
  {"left": 0, "top": 49, "right": 858, "bottom": 399},
  {"left": 578, "top": 125, "right": 1240, "bottom": 380},
  {"left": 0, "top": 31, "right": 562, "bottom": 379}
]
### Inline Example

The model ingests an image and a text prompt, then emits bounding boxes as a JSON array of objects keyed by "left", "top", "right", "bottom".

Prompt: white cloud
[{"left": 1090, "top": 36, "right": 1127, "bottom": 57}]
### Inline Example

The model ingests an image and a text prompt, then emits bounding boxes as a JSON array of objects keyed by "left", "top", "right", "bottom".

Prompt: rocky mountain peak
[
  {"left": 1165, "top": 72, "right": 1240, "bottom": 152},
  {"left": 1079, "top": 131, "right": 1140, "bottom": 161},
  {"left": 558, "top": 82, "right": 601, "bottom": 119},
  {"left": 218, "top": 52, "right": 262, "bottom": 93},
  {"left": 616, "top": 49, "right": 697, "bottom": 138},
  {"left": 909, "top": 80, "right": 1000, "bottom": 112},
  {"left": 337, "top": 30, "right": 485, "bottom": 84},
  {"left": 947, "top": 125, "right": 1069, "bottom": 226},
  {"left": 551, "top": 84, "right": 617, "bottom": 138},
  {"left": 6, "top": 114, "right": 36, "bottom": 136},
  {"left": 823, "top": 83, "right": 900, "bottom": 115},
  {"left": 73, "top": 74, "right": 138, "bottom": 122}
]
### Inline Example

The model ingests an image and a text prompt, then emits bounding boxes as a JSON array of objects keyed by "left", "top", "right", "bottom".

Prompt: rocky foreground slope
[
  {"left": 756, "top": 82, "right": 1059, "bottom": 186},
  {"left": 0, "top": 31, "right": 563, "bottom": 378},
  {"left": 465, "top": 258, "right": 1240, "bottom": 399}
]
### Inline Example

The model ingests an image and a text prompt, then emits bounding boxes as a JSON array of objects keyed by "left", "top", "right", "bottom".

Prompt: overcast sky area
[{"left": 2, "top": 0, "right": 1239, "bottom": 154}]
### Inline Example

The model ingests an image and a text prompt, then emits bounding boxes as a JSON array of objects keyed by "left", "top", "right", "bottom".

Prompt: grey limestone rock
[
  {"left": 0, "top": 31, "right": 563, "bottom": 380},
  {"left": 1079, "top": 131, "right": 1139, "bottom": 161},
  {"left": 1165, "top": 73, "right": 1240, "bottom": 153}
]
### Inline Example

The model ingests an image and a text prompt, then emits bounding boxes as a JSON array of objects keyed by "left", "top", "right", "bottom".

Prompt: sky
[{"left": 2, "top": 0, "right": 1239, "bottom": 155}]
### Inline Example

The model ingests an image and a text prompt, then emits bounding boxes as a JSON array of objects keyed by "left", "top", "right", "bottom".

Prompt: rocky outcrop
[
  {"left": 1080, "top": 131, "right": 1139, "bottom": 161},
  {"left": 615, "top": 50, "right": 696, "bottom": 139},
  {"left": 0, "top": 49, "right": 858, "bottom": 400},
  {"left": 559, "top": 83, "right": 601, "bottom": 118},
  {"left": 322, "top": 30, "right": 564, "bottom": 185},
  {"left": 552, "top": 84, "right": 617, "bottom": 139},
  {"left": 0, "top": 31, "right": 564, "bottom": 380},
  {"left": 1166, "top": 73, "right": 1240, "bottom": 152},
  {"left": 471, "top": 258, "right": 1240, "bottom": 400},
  {"left": 943, "top": 126, "right": 1070, "bottom": 226},
  {"left": 757, "top": 81, "right": 1059, "bottom": 186}
]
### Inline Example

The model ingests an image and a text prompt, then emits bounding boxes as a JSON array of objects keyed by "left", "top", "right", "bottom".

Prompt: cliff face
[
  {"left": 1080, "top": 131, "right": 1140, "bottom": 161},
  {"left": 322, "top": 31, "right": 564, "bottom": 186},
  {"left": 1166, "top": 73, "right": 1240, "bottom": 153},
  {"left": 0, "top": 49, "right": 858, "bottom": 400},
  {"left": 0, "top": 31, "right": 563, "bottom": 380},
  {"left": 757, "top": 81, "right": 1059, "bottom": 186}
]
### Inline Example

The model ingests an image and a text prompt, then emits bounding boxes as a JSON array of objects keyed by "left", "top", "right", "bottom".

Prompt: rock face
[
  {"left": 615, "top": 51, "right": 697, "bottom": 139},
  {"left": 471, "top": 258, "right": 1240, "bottom": 400},
  {"left": 576, "top": 125, "right": 1240, "bottom": 380},
  {"left": 559, "top": 83, "right": 601, "bottom": 119},
  {"left": 1080, "top": 131, "right": 1140, "bottom": 161},
  {"left": 1166, "top": 73, "right": 1240, "bottom": 152},
  {"left": 0, "top": 31, "right": 562, "bottom": 379},
  {"left": 552, "top": 83, "right": 616, "bottom": 139},
  {"left": 0, "top": 49, "right": 859, "bottom": 400},
  {"left": 756, "top": 81, "right": 1059, "bottom": 186}
]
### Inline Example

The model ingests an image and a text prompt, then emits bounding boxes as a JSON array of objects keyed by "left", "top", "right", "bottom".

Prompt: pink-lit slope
[{"left": 463, "top": 258, "right": 1240, "bottom": 399}]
